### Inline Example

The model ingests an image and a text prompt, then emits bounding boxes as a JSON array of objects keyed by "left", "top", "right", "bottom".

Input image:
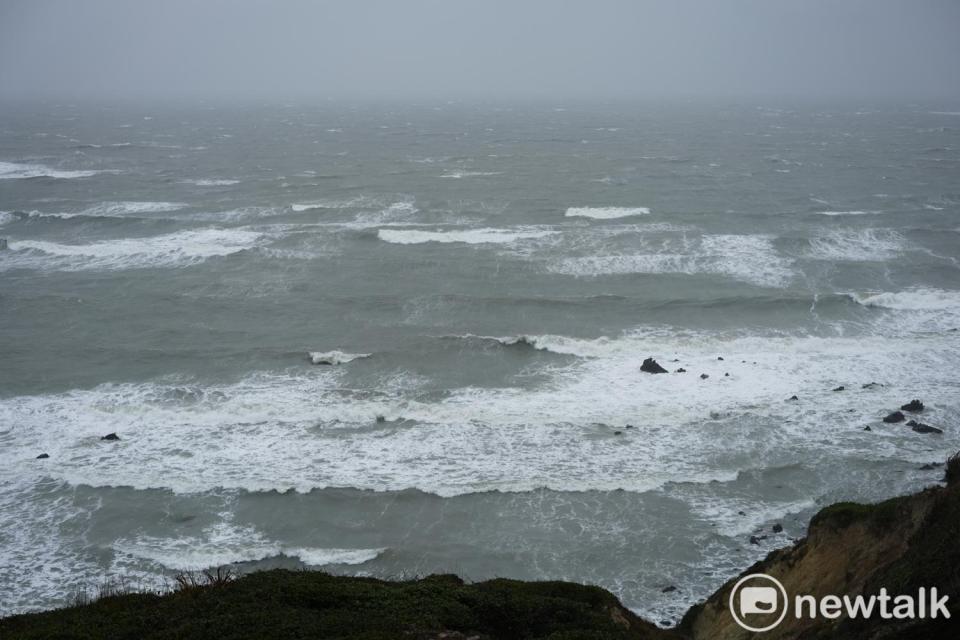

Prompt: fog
[{"left": 1, "top": 0, "right": 958, "bottom": 102}]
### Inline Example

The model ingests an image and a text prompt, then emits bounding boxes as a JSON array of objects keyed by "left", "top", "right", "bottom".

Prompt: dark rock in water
[
  {"left": 883, "top": 411, "right": 905, "bottom": 424},
  {"left": 919, "top": 462, "right": 944, "bottom": 471},
  {"left": 909, "top": 421, "right": 943, "bottom": 435},
  {"left": 625, "top": 425, "right": 634, "bottom": 429},
  {"left": 700, "top": 373, "right": 709, "bottom": 380},
  {"left": 863, "top": 426, "right": 872, "bottom": 431},
  {"left": 613, "top": 431, "right": 623, "bottom": 436},
  {"left": 749, "top": 535, "right": 768, "bottom": 545},
  {"left": 717, "top": 356, "right": 724, "bottom": 361},
  {"left": 862, "top": 382, "right": 881, "bottom": 389},
  {"left": 724, "top": 372, "right": 729, "bottom": 377},
  {"left": 832, "top": 385, "right": 845, "bottom": 391},
  {"left": 737, "top": 511, "right": 746, "bottom": 516},
  {"left": 640, "top": 357, "right": 668, "bottom": 374},
  {"left": 901, "top": 399, "right": 924, "bottom": 412},
  {"left": 675, "top": 368, "right": 686, "bottom": 373},
  {"left": 772, "top": 523, "right": 783, "bottom": 533},
  {"left": 36, "top": 453, "right": 49, "bottom": 459},
  {"left": 100, "top": 433, "right": 120, "bottom": 441},
  {"left": 788, "top": 395, "right": 798, "bottom": 401},
  {"left": 661, "top": 585, "right": 677, "bottom": 593},
  {"left": 375, "top": 415, "right": 386, "bottom": 423}
]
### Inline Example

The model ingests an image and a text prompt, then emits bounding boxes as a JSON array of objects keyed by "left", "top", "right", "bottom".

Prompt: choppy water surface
[{"left": 1, "top": 101, "right": 959, "bottom": 624}]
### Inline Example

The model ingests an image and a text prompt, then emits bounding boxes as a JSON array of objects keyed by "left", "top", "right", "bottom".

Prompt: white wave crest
[
  {"left": 2, "top": 330, "right": 958, "bottom": 498},
  {"left": 379, "top": 227, "right": 555, "bottom": 245},
  {"left": 115, "top": 522, "right": 384, "bottom": 570},
  {"left": 184, "top": 179, "right": 240, "bottom": 186},
  {"left": 565, "top": 207, "right": 651, "bottom": 219},
  {"left": 0, "top": 161, "right": 104, "bottom": 180},
  {"left": 308, "top": 350, "right": 371, "bottom": 365},
  {"left": 851, "top": 289, "right": 960, "bottom": 311},
  {"left": 5, "top": 228, "right": 262, "bottom": 270},
  {"left": 815, "top": 210, "right": 882, "bottom": 216},
  {"left": 439, "top": 171, "right": 502, "bottom": 178}
]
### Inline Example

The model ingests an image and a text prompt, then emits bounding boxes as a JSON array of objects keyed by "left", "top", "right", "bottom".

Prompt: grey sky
[{"left": 1, "top": 0, "right": 958, "bottom": 102}]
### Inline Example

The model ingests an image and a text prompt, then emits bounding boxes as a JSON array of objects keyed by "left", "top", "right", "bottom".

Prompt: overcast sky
[{"left": 1, "top": 0, "right": 958, "bottom": 102}]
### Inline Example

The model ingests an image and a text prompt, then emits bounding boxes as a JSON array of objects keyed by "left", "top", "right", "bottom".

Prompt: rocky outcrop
[
  {"left": 641, "top": 357, "right": 669, "bottom": 374},
  {"left": 908, "top": 420, "right": 943, "bottom": 434},
  {"left": 678, "top": 452, "right": 960, "bottom": 639},
  {"left": 901, "top": 399, "right": 925, "bottom": 412}
]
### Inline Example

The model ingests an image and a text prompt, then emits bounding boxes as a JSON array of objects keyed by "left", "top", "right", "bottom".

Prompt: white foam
[
  {"left": 291, "top": 196, "right": 395, "bottom": 213},
  {"left": 815, "top": 210, "right": 882, "bottom": 216},
  {"left": 549, "top": 234, "right": 794, "bottom": 288},
  {"left": 115, "top": 522, "right": 384, "bottom": 571},
  {"left": 5, "top": 228, "right": 262, "bottom": 270},
  {"left": 292, "top": 203, "right": 326, "bottom": 212},
  {"left": 438, "top": 171, "right": 502, "bottom": 178},
  {"left": 0, "top": 161, "right": 103, "bottom": 180},
  {"left": 308, "top": 350, "right": 371, "bottom": 365},
  {"left": 184, "top": 179, "right": 240, "bottom": 186},
  {"left": 565, "top": 207, "right": 651, "bottom": 219},
  {"left": 807, "top": 228, "right": 906, "bottom": 261},
  {"left": 378, "top": 227, "right": 555, "bottom": 245},
  {"left": 2, "top": 329, "right": 957, "bottom": 498},
  {"left": 851, "top": 288, "right": 960, "bottom": 311},
  {"left": 80, "top": 201, "right": 186, "bottom": 217},
  {"left": 0, "top": 211, "right": 14, "bottom": 226}
]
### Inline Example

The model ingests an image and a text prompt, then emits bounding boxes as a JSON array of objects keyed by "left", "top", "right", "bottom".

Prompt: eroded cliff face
[{"left": 678, "top": 456, "right": 959, "bottom": 640}]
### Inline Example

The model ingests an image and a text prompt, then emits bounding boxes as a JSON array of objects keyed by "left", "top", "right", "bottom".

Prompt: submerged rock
[
  {"left": 908, "top": 420, "right": 943, "bottom": 434},
  {"left": 661, "top": 585, "right": 677, "bottom": 593},
  {"left": 700, "top": 373, "right": 709, "bottom": 380},
  {"left": 772, "top": 523, "right": 783, "bottom": 533},
  {"left": 640, "top": 357, "right": 668, "bottom": 374},
  {"left": 788, "top": 395, "right": 798, "bottom": 401},
  {"left": 901, "top": 399, "right": 924, "bottom": 412},
  {"left": 862, "top": 382, "right": 882, "bottom": 389},
  {"left": 883, "top": 411, "right": 905, "bottom": 423},
  {"left": 100, "top": 433, "right": 120, "bottom": 441},
  {"left": 675, "top": 367, "right": 686, "bottom": 373},
  {"left": 36, "top": 453, "right": 49, "bottom": 459},
  {"left": 832, "top": 385, "right": 845, "bottom": 391}
]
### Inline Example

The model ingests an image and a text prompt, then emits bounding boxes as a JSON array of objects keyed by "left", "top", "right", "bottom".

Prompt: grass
[
  {"left": 0, "top": 571, "right": 673, "bottom": 640},
  {"left": 807, "top": 494, "right": 910, "bottom": 532}
]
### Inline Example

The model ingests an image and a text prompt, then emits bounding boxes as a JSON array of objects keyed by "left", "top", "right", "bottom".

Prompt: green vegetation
[
  {"left": 807, "top": 493, "right": 911, "bottom": 532},
  {"left": 0, "top": 571, "right": 673, "bottom": 640}
]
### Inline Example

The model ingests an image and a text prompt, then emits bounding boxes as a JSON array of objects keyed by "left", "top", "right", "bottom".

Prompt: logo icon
[{"left": 729, "top": 573, "right": 789, "bottom": 632}]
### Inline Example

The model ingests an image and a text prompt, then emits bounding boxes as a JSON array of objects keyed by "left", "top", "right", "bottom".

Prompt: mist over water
[{"left": 1, "top": 101, "right": 959, "bottom": 623}]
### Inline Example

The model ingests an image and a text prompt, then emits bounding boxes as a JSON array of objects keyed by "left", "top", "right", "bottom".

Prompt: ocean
[{"left": 1, "top": 101, "right": 958, "bottom": 625}]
